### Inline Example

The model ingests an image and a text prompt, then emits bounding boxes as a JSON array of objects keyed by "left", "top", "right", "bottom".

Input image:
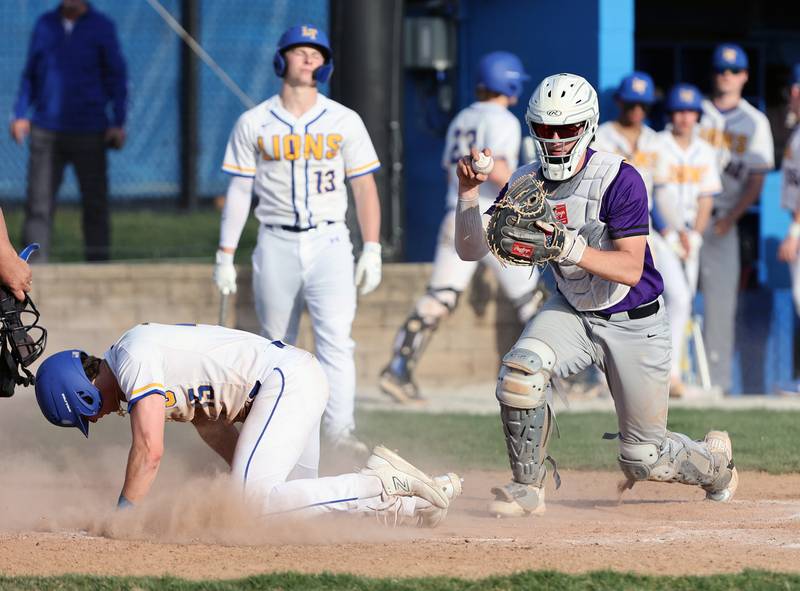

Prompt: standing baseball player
[
  {"left": 455, "top": 73, "right": 737, "bottom": 516},
  {"left": 592, "top": 72, "right": 660, "bottom": 202},
  {"left": 652, "top": 84, "right": 722, "bottom": 397},
  {"left": 697, "top": 43, "right": 775, "bottom": 393},
  {"left": 778, "top": 65, "right": 800, "bottom": 340},
  {"left": 33, "top": 323, "right": 461, "bottom": 525},
  {"left": 213, "top": 25, "right": 382, "bottom": 457},
  {"left": 379, "top": 51, "right": 546, "bottom": 404}
]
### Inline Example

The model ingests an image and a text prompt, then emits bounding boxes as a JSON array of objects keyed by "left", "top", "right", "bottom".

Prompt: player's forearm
[
  {"left": 487, "top": 158, "right": 511, "bottom": 187},
  {"left": 575, "top": 247, "right": 644, "bottom": 287},
  {"left": 350, "top": 174, "right": 381, "bottom": 243},
  {"left": 727, "top": 173, "right": 765, "bottom": 222},
  {"left": 218, "top": 176, "right": 254, "bottom": 253},
  {"left": 121, "top": 443, "right": 163, "bottom": 503},
  {"left": 455, "top": 197, "right": 489, "bottom": 261},
  {"left": 694, "top": 196, "right": 714, "bottom": 234}
]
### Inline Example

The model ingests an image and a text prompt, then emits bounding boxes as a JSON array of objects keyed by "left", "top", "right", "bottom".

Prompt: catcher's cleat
[
  {"left": 488, "top": 481, "right": 546, "bottom": 517},
  {"left": 379, "top": 367, "right": 424, "bottom": 405},
  {"left": 362, "top": 445, "right": 450, "bottom": 509},
  {"left": 703, "top": 430, "right": 739, "bottom": 503}
]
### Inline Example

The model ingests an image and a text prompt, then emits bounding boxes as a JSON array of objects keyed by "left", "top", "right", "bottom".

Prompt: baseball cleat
[
  {"left": 416, "top": 472, "right": 463, "bottom": 528},
  {"left": 379, "top": 367, "right": 424, "bottom": 405},
  {"left": 703, "top": 430, "right": 739, "bottom": 502},
  {"left": 362, "top": 445, "right": 450, "bottom": 509},
  {"left": 488, "top": 481, "right": 546, "bottom": 517}
]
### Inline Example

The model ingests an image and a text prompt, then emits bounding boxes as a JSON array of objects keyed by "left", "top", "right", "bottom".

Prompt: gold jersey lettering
[
  {"left": 326, "top": 134, "right": 342, "bottom": 159},
  {"left": 257, "top": 136, "right": 275, "bottom": 161},
  {"left": 304, "top": 133, "right": 324, "bottom": 160}
]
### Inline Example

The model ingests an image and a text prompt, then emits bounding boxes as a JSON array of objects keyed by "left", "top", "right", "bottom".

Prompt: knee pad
[
  {"left": 618, "top": 433, "right": 733, "bottom": 491},
  {"left": 496, "top": 339, "right": 555, "bottom": 409},
  {"left": 414, "top": 288, "right": 459, "bottom": 321},
  {"left": 496, "top": 339, "right": 557, "bottom": 487},
  {"left": 391, "top": 288, "right": 461, "bottom": 369}
]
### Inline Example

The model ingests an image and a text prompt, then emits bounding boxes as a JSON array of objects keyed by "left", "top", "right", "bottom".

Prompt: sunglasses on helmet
[{"left": 529, "top": 121, "right": 586, "bottom": 140}]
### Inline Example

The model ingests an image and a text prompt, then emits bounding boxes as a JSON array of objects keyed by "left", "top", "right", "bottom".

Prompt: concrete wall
[{"left": 30, "top": 263, "right": 525, "bottom": 391}]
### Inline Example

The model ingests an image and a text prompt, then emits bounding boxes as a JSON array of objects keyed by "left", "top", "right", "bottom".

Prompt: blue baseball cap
[
  {"left": 665, "top": 83, "right": 703, "bottom": 113},
  {"left": 615, "top": 72, "right": 655, "bottom": 105},
  {"left": 712, "top": 44, "right": 748, "bottom": 71}
]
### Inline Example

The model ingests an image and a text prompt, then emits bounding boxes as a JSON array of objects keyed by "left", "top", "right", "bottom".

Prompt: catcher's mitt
[{"left": 486, "top": 173, "right": 565, "bottom": 266}]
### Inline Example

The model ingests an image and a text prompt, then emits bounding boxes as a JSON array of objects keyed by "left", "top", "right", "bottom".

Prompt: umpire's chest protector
[{"left": 541, "top": 151, "right": 630, "bottom": 311}]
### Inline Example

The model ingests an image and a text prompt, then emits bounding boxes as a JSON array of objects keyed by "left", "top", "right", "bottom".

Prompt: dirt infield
[{"left": 1, "top": 469, "right": 799, "bottom": 580}]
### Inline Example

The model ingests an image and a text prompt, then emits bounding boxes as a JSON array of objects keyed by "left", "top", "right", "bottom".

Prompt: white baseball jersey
[
  {"left": 592, "top": 121, "right": 660, "bottom": 201},
  {"left": 442, "top": 101, "right": 521, "bottom": 209},
  {"left": 222, "top": 94, "right": 380, "bottom": 227},
  {"left": 104, "top": 323, "right": 291, "bottom": 423},
  {"left": 653, "top": 132, "right": 722, "bottom": 229},
  {"left": 698, "top": 98, "right": 774, "bottom": 215},
  {"left": 781, "top": 126, "right": 800, "bottom": 212}
]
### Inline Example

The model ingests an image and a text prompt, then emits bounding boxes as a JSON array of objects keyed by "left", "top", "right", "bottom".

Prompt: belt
[
  {"left": 590, "top": 299, "right": 660, "bottom": 321},
  {"left": 265, "top": 220, "right": 336, "bottom": 233}
]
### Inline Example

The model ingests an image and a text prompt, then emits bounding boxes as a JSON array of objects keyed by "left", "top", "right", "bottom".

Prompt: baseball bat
[{"left": 218, "top": 292, "right": 229, "bottom": 327}]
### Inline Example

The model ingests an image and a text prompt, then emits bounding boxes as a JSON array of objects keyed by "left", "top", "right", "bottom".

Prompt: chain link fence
[{"left": 0, "top": 0, "right": 328, "bottom": 202}]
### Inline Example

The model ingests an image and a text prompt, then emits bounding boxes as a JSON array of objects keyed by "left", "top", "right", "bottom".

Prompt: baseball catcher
[{"left": 455, "top": 73, "right": 737, "bottom": 517}]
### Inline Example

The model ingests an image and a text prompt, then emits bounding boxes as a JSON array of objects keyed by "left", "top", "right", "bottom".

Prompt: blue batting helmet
[
  {"left": 615, "top": 71, "right": 656, "bottom": 105},
  {"left": 712, "top": 43, "right": 748, "bottom": 71},
  {"left": 476, "top": 51, "right": 529, "bottom": 99},
  {"left": 35, "top": 350, "right": 101, "bottom": 438},
  {"left": 665, "top": 83, "right": 703, "bottom": 113},
  {"left": 272, "top": 24, "right": 334, "bottom": 84}
]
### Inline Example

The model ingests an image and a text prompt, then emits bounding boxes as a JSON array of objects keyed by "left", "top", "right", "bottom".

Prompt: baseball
[{"left": 472, "top": 152, "right": 494, "bottom": 175}]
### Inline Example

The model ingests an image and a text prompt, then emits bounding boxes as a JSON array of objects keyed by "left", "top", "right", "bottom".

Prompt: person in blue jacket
[{"left": 10, "top": 0, "right": 128, "bottom": 262}]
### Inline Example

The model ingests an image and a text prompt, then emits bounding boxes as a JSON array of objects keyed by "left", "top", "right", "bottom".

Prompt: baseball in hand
[{"left": 471, "top": 152, "right": 494, "bottom": 175}]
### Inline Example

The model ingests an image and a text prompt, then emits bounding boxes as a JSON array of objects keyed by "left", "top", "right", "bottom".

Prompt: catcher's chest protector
[{"left": 537, "top": 151, "right": 630, "bottom": 311}]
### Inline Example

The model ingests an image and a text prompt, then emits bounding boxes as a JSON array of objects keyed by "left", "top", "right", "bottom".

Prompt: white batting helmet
[{"left": 525, "top": 73, "right": 599, "bottom": 181}]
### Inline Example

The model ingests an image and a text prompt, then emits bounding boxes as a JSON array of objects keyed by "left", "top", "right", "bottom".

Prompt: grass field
[
  {"left": 354, "top": 407, "right": 800, "bottom": 474},
  {"left": 2, "top": 570, "right": 799, "bottom": 591},
  {"left": 1, "top": 204, "right": 260, "bottom": 262}
]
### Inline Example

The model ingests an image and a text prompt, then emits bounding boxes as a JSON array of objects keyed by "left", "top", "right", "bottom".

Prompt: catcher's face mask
[
  {"left": 0, "top": 288, "right": 47, "bottom": 397},
  {"left": 0, "top": 243, "right": 47, "bottom": 397}
]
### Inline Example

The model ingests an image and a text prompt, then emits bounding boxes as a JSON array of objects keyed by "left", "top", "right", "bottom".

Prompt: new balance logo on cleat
[{"left": 392, "top": 476, "right": 411, "bottom": 492}]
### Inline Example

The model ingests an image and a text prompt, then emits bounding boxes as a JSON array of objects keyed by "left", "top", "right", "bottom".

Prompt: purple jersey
[
  {"left": 597, "top": 156, "right": 664, "bottom": 313},
  {"left": 488, "top": 148, "right": 664, "bottom": 313}
]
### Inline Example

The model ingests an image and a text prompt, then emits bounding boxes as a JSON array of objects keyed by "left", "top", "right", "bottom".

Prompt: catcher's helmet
[
  {"left": 614, "top": 71, "right": 655, "bottom": 105},
  {"left": 35, "top": 350, "right": 101, "bottom": 437},
  {"left": 272, "top": 24, "right": 334, "bottom": 84},
  {"left": 0, "top": 243, "right": 47, "bottom": 398},
  {"left": 665, "top": 83, "right": 703, "bottom": 114},
  {"left": 525, "top": 73, "right": 599, "bottom": 181},
  {"left": 476, "top": 51, "right": 529, "bottom": 99}
]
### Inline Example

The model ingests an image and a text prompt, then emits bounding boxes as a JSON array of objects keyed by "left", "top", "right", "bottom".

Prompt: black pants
[{"left": 23, "top": 125, "right": 110, "bottom": 261}]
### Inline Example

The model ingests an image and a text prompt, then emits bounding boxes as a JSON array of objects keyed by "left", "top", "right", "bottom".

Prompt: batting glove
[
  {"left": 213, "top": 250, "right": 237, "bottom": 295},
  {"left": 355, "top": 241, "right": 382, "bottom": 296}
]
